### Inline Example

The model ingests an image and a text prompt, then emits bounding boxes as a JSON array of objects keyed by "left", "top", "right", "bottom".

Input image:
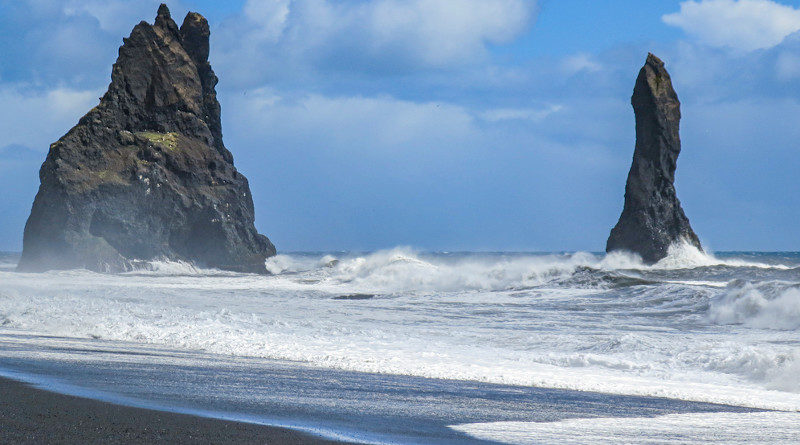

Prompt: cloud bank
[
  {"left": 663, "top": 0, "right": 800, "bottom": 51},
  {"left": 215, "top": 0, "right": 536, "bottom": 88}
]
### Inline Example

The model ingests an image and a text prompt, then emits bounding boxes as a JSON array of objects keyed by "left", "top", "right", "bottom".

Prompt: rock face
[
  {"left": 606, "top": 53, "right": 701, "bottom": 264},
  {"left": 18, "top": 4, "right": 275, "bottom": 273}
]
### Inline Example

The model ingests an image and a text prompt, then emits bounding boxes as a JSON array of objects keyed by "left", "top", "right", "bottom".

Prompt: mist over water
[{"left": 1, "top": 245, "right": 800, "bottom": 414}]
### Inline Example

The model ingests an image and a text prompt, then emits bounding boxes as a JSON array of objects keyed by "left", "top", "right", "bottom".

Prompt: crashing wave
[
  {"left": 605, "top": 240, "right": 791, "bottom": 271},
  {"left": 1, "top": 249, "right": 800, "bottom": 411},
  {"left": 264, "top": 245, "right": 793, "bottom": 295},
  {"left": 709, "top": 282, "right": 800, "bottom": 331}
]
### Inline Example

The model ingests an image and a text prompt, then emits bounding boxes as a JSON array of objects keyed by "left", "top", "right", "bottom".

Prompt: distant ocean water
[{"left": 1, "top": 245, "right": 799, "bottom": 443}]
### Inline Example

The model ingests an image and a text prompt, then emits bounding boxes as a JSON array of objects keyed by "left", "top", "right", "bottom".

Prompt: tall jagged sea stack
[
  {"left": 606, "top": 53, "right": 701, "bottom": 263},
  {"left": 18, "top": 4, "right": 275, "bottom": 273}
]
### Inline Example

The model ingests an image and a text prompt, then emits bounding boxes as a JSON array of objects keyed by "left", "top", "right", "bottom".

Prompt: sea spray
[
  {"left": 1, "top": 249, "right": 799, "bottom": 410},
  {"left": 709, "top": 282, "right": 800, "bottom": 330}
]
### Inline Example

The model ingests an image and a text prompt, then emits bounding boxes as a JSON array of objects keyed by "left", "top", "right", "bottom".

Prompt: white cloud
[
  {"left": 0, "top": 85, "right": 100, "bottom": 150},
  {"left": 480, "top": 105, "right": 563, "bottom": 123},
  {"left": 62, "top": 0, "right": 164, "bottom": 33},
  {"left": 663, "top": 0, "right": 800, "bottom": 52},
  {"left": 241, "top": 0, "right": 291, "bottom": 42},
  {"left": 238, "top": 0, "right": 536, "bottom": 69},
  {"left": 225, "top": 88, "right": 476, "bottom": 152},
  {"left": 367, "top": 0, "right": 534, "bottom": 64},
  {"left": 561, "top": 53, "right": 602, "bottom": 75}
]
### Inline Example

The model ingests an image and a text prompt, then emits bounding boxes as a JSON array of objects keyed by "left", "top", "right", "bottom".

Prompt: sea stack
[
  {"left": 18, "top": 4, "right": 275, "bottom": 273},
  {"left": 606, "top": 53, "right": 701, "bottom": 264}
]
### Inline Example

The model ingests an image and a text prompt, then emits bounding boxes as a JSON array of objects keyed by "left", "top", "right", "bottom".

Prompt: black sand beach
[{"left": 0, "top": 376, "right": 349, "bottom": 444}]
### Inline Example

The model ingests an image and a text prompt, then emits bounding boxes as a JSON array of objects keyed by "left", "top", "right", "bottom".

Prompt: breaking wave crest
[
  {"left": 607, "top": 240, "right": 793, "bottom": 270},
  {"left": 260, "top": 243, "right": 792, "bottom": 295},
  {"left": 123, "top": 259, "right": 203, "bottom": 276},
  {"left": 710, "top": 282, "right": 800, "bottom": 331},
  {"left": 1, "top": 247, "right": 799, "bottom": 411}
]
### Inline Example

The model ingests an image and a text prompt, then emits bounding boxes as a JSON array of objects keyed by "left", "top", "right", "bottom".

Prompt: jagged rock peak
[
  {"left": 605, "top": 53, "right": 701, "bottom": 264},
  {"left": 181, "top": 12, "right": 211, "bottom": 64},
  {"left": 157, "top": 3, "right": 171, "bottom": 18},
  {"left": 17, "top": 4, "right": 275, "bottom": 273},
  {"left": 153, "top": 3, "right": 179, "bottom": 36}
]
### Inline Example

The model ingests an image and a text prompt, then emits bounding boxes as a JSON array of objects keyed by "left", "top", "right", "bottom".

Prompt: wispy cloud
[
  {"left": 0, "top": 85, "right": 100, "bottom": 150},
  {"left": 561, "top": 54, "right": 602, "bottom": 75},
  {"left": 663, "top": 0, "right": 800, "bottom": 52},
  {"left": 226, "top": 88, "right": 477, "bottom": 153},
  {"left": 480, "top": 105, "right": 563, "bottom": 123},
  {"left": 216, "top": 0, "right": 537, "bottom": 87},
  {"left": 62, "top": 0, "right": 166, "bottom": 33},
  {"left": 776, "top": 50, "right": 800, "bottom": 80}
]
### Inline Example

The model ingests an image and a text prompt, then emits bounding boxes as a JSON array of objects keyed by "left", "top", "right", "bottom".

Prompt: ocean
[{"left": 1, "top": 244, "right": 799, "bottom": 443}]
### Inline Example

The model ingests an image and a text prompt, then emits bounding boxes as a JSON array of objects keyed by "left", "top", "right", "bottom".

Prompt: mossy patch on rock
[{"left": 136, "top": 131, "right": 179, "bottom": 151}]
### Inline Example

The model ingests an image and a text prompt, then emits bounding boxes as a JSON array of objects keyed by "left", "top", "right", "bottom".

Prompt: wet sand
[
  {"left": 0, "top": 331, "right": 768, "bottom": 444},
  {"left": 0, "top": 376, "right": 350, "bottom": 444}
]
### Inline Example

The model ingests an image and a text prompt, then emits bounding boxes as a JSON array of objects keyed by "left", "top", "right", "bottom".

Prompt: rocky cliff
[
  {"left": 606, "top": 53, "right": 701, "bottom": 264},
  {"left": 18, "top": 4, "right": 275, "bottom": 273}
]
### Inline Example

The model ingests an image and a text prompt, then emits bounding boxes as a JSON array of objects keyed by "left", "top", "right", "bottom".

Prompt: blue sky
[{"left": 1, "top": 0, "right": 799, "bottom": 252}]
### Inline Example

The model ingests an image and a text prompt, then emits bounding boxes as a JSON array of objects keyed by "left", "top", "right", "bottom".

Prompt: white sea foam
[
  {"left": 264, "top": 254, "right": 301, "bottom": 274},
  {"left": 269, "top": 244, "right": 786, "bottom": 295},
  {"left": 664, "top": 280, "right": 729, "bottom": 287},
  {"left": 126, "top": 259, "right": 203, "bottom": 275},
  {"left": 709, "top": 283, "right": 800, "bottom": 331},
  {"left": 0, "top": 249, "right": 799, "bottom": 412},
  {"left": 264, "top": 254, "right": 340, "bottom": 275},
  {"left": 606, "top": 240, "right": 792, "bottom": 270},
  {"left": 77, "top": 242, "right": 794, "bottom": 289},
  {"left": 450, "top": 412, "right": 800, "bottom": 444}
]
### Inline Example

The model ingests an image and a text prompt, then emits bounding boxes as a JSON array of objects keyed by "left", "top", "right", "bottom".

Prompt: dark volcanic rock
[
  {"left": 606, "top": 53, "right": 701, "bottom": 264},
  {"left": 18, "top": 4, "right": 275, "bottom": 273},
  {"left": 333, "top": 294, "right": 376, "bottom": 300}
]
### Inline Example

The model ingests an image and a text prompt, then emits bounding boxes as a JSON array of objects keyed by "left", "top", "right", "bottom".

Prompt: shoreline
[
  {"left": 0, "top": 376, "right": 355, "bottom": 444},
  {"left": 0, "top": 334, "right": 785, "bottom": 444}
]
